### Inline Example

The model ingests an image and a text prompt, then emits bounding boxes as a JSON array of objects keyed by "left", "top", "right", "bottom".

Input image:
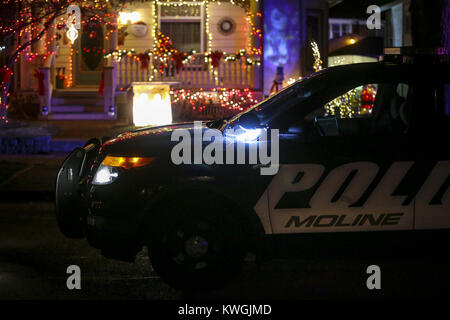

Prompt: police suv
[{"left": 56, "top": 48, "right": 450, "bottom": 290}]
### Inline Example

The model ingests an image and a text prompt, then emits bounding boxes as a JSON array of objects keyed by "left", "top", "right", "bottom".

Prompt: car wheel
[{"left": 147, "top": 200, "right": 246, "bottom": 291}]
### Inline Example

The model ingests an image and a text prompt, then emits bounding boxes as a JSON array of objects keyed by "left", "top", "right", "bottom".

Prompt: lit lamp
[
  {"left": 119, "top": 12, "right": 141, "bottom": 25},
  {"left": 132, "top": 83, "right": 172, "bottom": 127},
  {"left": 66, "top": 24, "right": 78, "bottom": 44}
]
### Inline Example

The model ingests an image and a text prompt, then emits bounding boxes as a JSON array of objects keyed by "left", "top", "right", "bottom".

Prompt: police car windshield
[{"left": 227, "top": 69, "right": 327, "bottom": 127}]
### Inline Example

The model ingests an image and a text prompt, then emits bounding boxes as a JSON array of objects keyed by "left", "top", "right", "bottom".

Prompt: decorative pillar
[
  {"left": 20, "top": 29, "right": 31, "bottom": 90},
  {"left": 39, "top": 67, "right": 51, "bottom": 116},
  {"left": 103, "top": 66, "right": 116, "bottom": 118},
  {"left": 44, "top": 20, "right": 56, "bottom": 88},
  {"left": 108, "top": 25, "right": 118, "bottom": 87},
  {"left": 103, "top": 23, "right": 118, "bottom": 117}
]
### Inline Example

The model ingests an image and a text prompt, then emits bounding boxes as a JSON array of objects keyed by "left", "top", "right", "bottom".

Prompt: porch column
[
  {"left": 103, "top": 66, "right": 116, "bottom": 118},
  {"left": 43, "top": 20, "right": 56, "bottom": 89},
  {"left": 107, "top": 26, "right": 118, "bottom": 87},
  {"left": 38, "top": 67, "right": 51, "bottom": 116},
  {"left": 104, "top": 25, "right": 118, "bottom": 117},
  {"left": 20, "top": 29, "right": 31, "bottom": 90}
]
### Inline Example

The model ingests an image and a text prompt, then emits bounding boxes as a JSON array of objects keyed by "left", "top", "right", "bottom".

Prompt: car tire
[{"left": 147, "top": 197, "right": 246, "bottom": 291}]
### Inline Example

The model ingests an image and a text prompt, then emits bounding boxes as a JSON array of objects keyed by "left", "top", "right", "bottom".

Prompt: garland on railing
[
  {"left": 105, "top": 47, "right": 262, "bottom": 68},
  {"left": 170, "top": 88, "right": 259, "bottom": 113},
  {"left": 223, "top": 49, "right": 261, "bottom": 66},
  {"left": 172, "top": 51, "right": 188, "bottom": 71},
  {"left": 104, "top": 32, "right": 262, "bottom": 72},
  {"left": 208, "top": 50, "right": 223, "bottom": 68}
]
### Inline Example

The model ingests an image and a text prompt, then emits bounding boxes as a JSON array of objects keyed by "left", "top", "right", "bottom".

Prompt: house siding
[
  {"left": 52, "top": 1, "right": 249, "bottom": 83},
  {"left": 119, "top": 1, "right": 248, "bottom": 54},
  {"left": 209, "top": 2, "right": 248, "bottom": 54},
  {"left": 121, "top": 2, "right": 154, "bottom": 53}
]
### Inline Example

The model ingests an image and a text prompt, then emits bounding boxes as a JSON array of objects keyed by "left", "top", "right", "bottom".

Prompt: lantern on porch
[
  {"left": 132, "top": 83, "right": 172, "bottom": 127},
  {"left": 66, "top": 5, "right": 81, "bottom": 44},
  {"left": 66, "top": 24, "right": 79, "bottom": 44}
]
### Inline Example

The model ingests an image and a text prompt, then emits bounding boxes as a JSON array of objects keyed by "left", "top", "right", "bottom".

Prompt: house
[
  {"left": 327, "top": 0, "right": 386, "bottom": 67},
  {"left": 13, "top": 0, "right": 329, "bottom": 122},
  {"left": 380, "top": 0, "right": 412, "bottom": 47}
]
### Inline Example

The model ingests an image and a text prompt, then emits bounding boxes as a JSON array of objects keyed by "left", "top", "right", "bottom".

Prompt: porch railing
[{"left": 116, "top": 54, "right": 261, "bottom": 90}]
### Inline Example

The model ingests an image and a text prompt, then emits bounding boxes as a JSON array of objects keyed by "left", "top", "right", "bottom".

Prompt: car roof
[{"left": 324, "top": 61, "right": 448, "bottom": 80}]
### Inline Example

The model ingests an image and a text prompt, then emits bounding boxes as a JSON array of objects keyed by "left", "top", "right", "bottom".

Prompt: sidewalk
[
  {"left": 46, "top": 119, "right": 134, "bottom": 152},
  {"left": 0, "top": 153, "right": 66, "bottom": 201},
  {"left": 1, "top": 119, "right": 135, "bottom": 154},
  {"left": 43, "top": 119, "right": 134, "bottom": 140},
  {"left": 0, "top": 120, "right": 136, "bottom": 201}
]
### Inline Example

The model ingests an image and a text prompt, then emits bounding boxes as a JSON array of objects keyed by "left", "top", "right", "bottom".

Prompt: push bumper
[
  {"left": 55, "top": 139, "right": 101, "bottom": 239},
  {"left": 85, "top": 214, "right": 142, "bottom": 262}
]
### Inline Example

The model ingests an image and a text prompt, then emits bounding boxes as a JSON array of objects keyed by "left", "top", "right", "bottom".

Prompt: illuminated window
[
  {"left": 323, "top": 83, "right": 379, "bottom": 119},
  {"left": 313, "top": 83, "right": 412, "bottom": 136},
  {"left": 160, "top": 4, "right": 201, "bottom": 17},
  {"left": 328, "top": 19, "right": 354, "bottom": 39},
  {"left": 342, "top": 24, "right": 350, "bottom": 35},
  {"left": 331, "top": 24, "right": 340, "bottom": 39},
  {"left": 158, "top": 3, "right": 204, "bottom": 53},
  {"left": 441, "top": 83, "right": 450, "bottom": 117}
]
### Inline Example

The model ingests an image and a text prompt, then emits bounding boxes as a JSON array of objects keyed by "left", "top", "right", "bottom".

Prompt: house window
[
  {"left": 329, "top": 20, "right": 353, "bottom": 39},
  {"left": 341, "top": 23, "right": 350, "bottom": 35},
  {"left": 158, "top": 3, "right": 204, "bottom": 53},
  {"left": 331, "top": 23, "right": 340, "bottom": 39}
]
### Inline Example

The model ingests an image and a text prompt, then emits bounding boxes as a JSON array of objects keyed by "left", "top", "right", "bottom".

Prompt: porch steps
[
  {"left": 48, "top": 113, "right": 113, "bottom": 120},
  {"left": 49, "top": 89, "right": 111, "bottom": 120}
]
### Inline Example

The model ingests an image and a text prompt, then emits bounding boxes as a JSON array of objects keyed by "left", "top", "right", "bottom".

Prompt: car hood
[{"left": 99, "top": 122, "right": 208, "bottom": 157}]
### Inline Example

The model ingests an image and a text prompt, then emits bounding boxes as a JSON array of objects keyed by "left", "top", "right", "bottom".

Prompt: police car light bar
[
  {"left": 384, "top": 47, "right": 448, "bottom": 56},
  {"left": 380, "top": 47, "right": 449, "bottom": 64}
]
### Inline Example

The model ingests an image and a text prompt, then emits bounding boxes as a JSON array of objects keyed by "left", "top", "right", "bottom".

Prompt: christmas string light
[
  {"left": 150, "top": 0, "right": 158, "bottom": 81},
  {"left": 246, "top": 12, "right": 262, "bottom": 56},
  {"left": 311, "top": 41, "right": 323, "bottom": 72},
  {"left": 170, "top": 87, "right": 259, "bottom": 113},
  {"left": 0, "top": 0, "right": 125, "bottom": 123},
  {"left": 287, "top": 76, "right": 303, "bottom": 85},
  {"left": 325, "top": 88, "right": 358, "bottom": 118},
  {"left": 205, "top": 1, "right": 212, "bottom": 53},
  {"left": 67, "top": 45, "right": 74, "bottom": 87},
  {"left": 0, "top": 0, "right": 258, "bottom": 124},
  {"left": 322, "top": 49, "right": 376, "bottom": 118}
]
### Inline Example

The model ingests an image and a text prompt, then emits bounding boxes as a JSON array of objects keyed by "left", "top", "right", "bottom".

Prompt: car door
[
  {"left": 265, "top": 68, "right": 419, "bottom": 235},
  {"left": 413, "top": 67, "right": 450, "bottom": 230}
]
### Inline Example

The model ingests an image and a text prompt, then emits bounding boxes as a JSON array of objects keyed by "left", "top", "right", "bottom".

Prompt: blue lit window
[{"left": 445, "top": 84, "right": 450, "bottom": 116}]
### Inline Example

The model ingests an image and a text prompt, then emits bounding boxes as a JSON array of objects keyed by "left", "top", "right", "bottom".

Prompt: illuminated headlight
[
  {"left": 92, "top": 165, "right": 119, "bottom": 185},
  {"left": 92, "top": 156, "right": 155, "bottom": 185},
  {"left": 225, "top": 125, "right": 264, "bottom": 142}
]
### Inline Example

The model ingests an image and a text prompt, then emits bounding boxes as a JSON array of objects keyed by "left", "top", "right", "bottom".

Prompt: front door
[{"left": 74, "top": 19, "right": 104, "bottom": 86}]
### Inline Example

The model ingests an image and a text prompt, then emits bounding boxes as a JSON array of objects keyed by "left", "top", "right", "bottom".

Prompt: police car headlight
[
  {"left": 225, "top": 125, "right": 264, "bottom": 142},
  {"left": 92, "top": 156, "right": 155, "bottom": 185},
  {"left": 92, "top": 165, "right": 119, "bottom": 185}
]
